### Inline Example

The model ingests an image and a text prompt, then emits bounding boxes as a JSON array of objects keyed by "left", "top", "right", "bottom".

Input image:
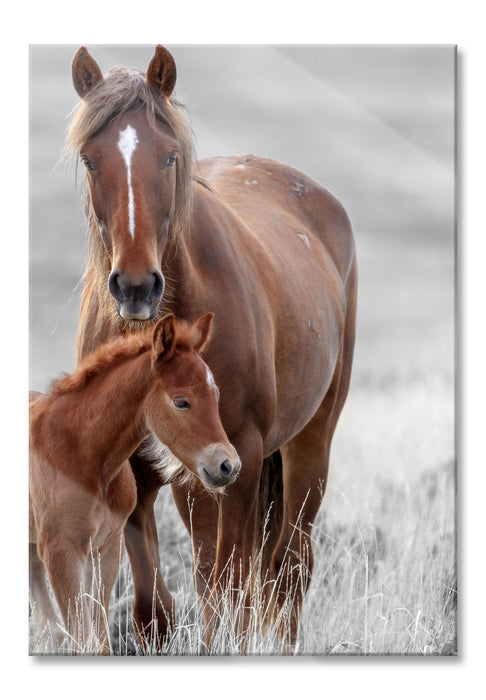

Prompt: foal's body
[{"left": 29, "top": 314, "right": 239, "bottom": 653}]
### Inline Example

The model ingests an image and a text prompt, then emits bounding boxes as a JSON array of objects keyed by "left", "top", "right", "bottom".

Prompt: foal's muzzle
[
  {"left": 200, "top": 459, "right": 241, "bottom": 488},
  {"left": 196, "top": 444, "right": 242, "bottom": 490},
  {"left": 108, "top": 268, "right": 165, "bottom": 321}
]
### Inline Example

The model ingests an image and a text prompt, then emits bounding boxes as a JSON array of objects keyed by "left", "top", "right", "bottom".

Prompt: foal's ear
[
  {"left": 193, "top": 313, "right": 214, "bottom": 355},
  {"left": 146, "top": 45, "right": 177, "bottom": 100},
  {"left": 72, "top": 46, "right": 104, "bottom": 99},
  {"left": 152, "top": 313, "right": 176, "bottom": 364}
]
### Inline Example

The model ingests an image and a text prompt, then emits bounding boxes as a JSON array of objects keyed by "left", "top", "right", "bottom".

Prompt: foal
[{"left": 29, "top": 313, "right": 240, "bottom": 654}]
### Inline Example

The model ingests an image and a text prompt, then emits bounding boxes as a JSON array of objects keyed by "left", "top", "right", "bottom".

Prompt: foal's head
[
  {"left": 69, "top": 45, "right": 194, "bottom": 323},
  {"left": 148, "top": 313, "right": 241, "bottom": 490}
]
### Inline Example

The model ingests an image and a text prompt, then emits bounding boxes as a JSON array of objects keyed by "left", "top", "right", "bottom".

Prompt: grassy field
[{"left": 30, "top": 370, "right": 455, "bottom": 655}]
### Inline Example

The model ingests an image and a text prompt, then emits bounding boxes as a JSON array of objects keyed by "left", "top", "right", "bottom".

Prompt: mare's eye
[
  {"left": 173, "top": 398, "right": 190, "bottom": 410},
  {"left": 81, "top": 155, "right": 96, "bottom": 171},
  {"left": 165, "top": 152, "right": 178, "bottom": 167}
]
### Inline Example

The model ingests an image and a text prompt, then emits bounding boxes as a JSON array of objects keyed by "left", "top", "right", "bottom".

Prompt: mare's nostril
[
  {"left": 148, "top": 269, "right": 165, "bottom": 303},
  {"left": 220, "top": 460, "right": 232, "bottom": 477},
  {"left": 108, "top": 269, "right": 125, "bottom": 302}
]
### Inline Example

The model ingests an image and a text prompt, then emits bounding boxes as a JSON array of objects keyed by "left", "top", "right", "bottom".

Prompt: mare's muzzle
[{"left": 108, "top": 268, "right": 164, "bottom": 321}]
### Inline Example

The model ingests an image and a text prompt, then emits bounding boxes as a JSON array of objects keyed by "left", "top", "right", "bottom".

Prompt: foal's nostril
[{"left": 220, "top": 460, "right": 232, "bottom": 477}]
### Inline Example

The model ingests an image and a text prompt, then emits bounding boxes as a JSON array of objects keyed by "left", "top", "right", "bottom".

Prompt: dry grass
[{"left": 29, "top": 371, "right": 455, "bottom": 656}]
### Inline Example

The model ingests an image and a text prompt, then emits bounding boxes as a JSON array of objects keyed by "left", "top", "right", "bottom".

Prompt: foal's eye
[
  {"left": 165, "top": 152, "right": 178, "bottom": 167},
  {"left": 173, "top": 398, "right": 190, "bottom": 410},
  {"left": 80, "top": 155, "right": 96, "bottom": 172}
]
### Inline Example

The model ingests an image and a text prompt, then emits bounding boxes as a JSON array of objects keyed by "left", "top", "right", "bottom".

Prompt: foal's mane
[
  {"left": 50, "top": 319, "right": 202, "bottom": 397},
  {"left": 50, "top": 331, "right": 152, "bottom": 397}
]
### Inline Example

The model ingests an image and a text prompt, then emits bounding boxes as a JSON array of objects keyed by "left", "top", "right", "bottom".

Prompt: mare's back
[{"left": 197, "top": 154, "right": 355, "bottom": 277}]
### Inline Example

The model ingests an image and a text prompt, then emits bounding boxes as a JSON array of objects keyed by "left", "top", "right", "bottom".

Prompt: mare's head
[
  {"left": 148, "top": 313, "right": 241, "bottom": 490},
  {"left": 69, "top": 46, "right": 194, "bottom": 323}
]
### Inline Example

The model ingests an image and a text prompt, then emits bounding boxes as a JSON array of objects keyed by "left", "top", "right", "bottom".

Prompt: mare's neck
[{"left": 163, "top": 188, "right": 210, "bottom": 318}]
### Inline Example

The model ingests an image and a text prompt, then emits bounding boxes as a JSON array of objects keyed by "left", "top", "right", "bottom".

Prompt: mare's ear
[
  {"left": 146, "top": 45, "right": 177, "bottom": 100},
  {"left": 193, "top": 313, "right": 214, "bottom": 355},
  {"left": 72, "top": 46, "right": 104, "bottom": 99},
  {"left": 152, "top": 314, "right": 176, "bottom": 364}
]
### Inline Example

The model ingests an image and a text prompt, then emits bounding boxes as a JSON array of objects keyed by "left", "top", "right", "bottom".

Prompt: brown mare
[
  {"left": 29, "top": 313, "right": 239, "bottom": 653},
  {"left": 68, "top": 45, "right": 357, "bottom": 648}
]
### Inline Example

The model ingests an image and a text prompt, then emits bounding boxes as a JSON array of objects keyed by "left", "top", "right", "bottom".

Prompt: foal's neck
[{"left": 72, "top": 348, "right": 154, "bottom": 488}]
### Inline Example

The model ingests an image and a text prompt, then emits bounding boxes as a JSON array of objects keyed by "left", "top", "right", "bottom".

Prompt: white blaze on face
[
  {"left": 206, "top": 365, "right": 217, "bottom": 390},
  {"left": 205, "top": 363, "right": 221, "bottom": 400},
  {"left": 117, "top": 125, "right": 139, "bottom": 239}
]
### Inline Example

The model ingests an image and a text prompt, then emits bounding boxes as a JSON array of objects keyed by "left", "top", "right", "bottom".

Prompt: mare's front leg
[
  {"left": 172, "top": 427, "right": 264, "bottom": 649},
  {"left": 124, "top": 451, "right": 175, "bottom": 650},
  {"left": 29, "top": 542, "right": 65, "bottom": 653}
]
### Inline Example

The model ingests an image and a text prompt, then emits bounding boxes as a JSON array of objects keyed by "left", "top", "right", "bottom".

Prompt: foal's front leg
[
  {"left": 39, "top": 540, "right": 100, "bottom": 654},
  {"left": 29, "top": 543, "right": 64, "bottom": 653}
]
